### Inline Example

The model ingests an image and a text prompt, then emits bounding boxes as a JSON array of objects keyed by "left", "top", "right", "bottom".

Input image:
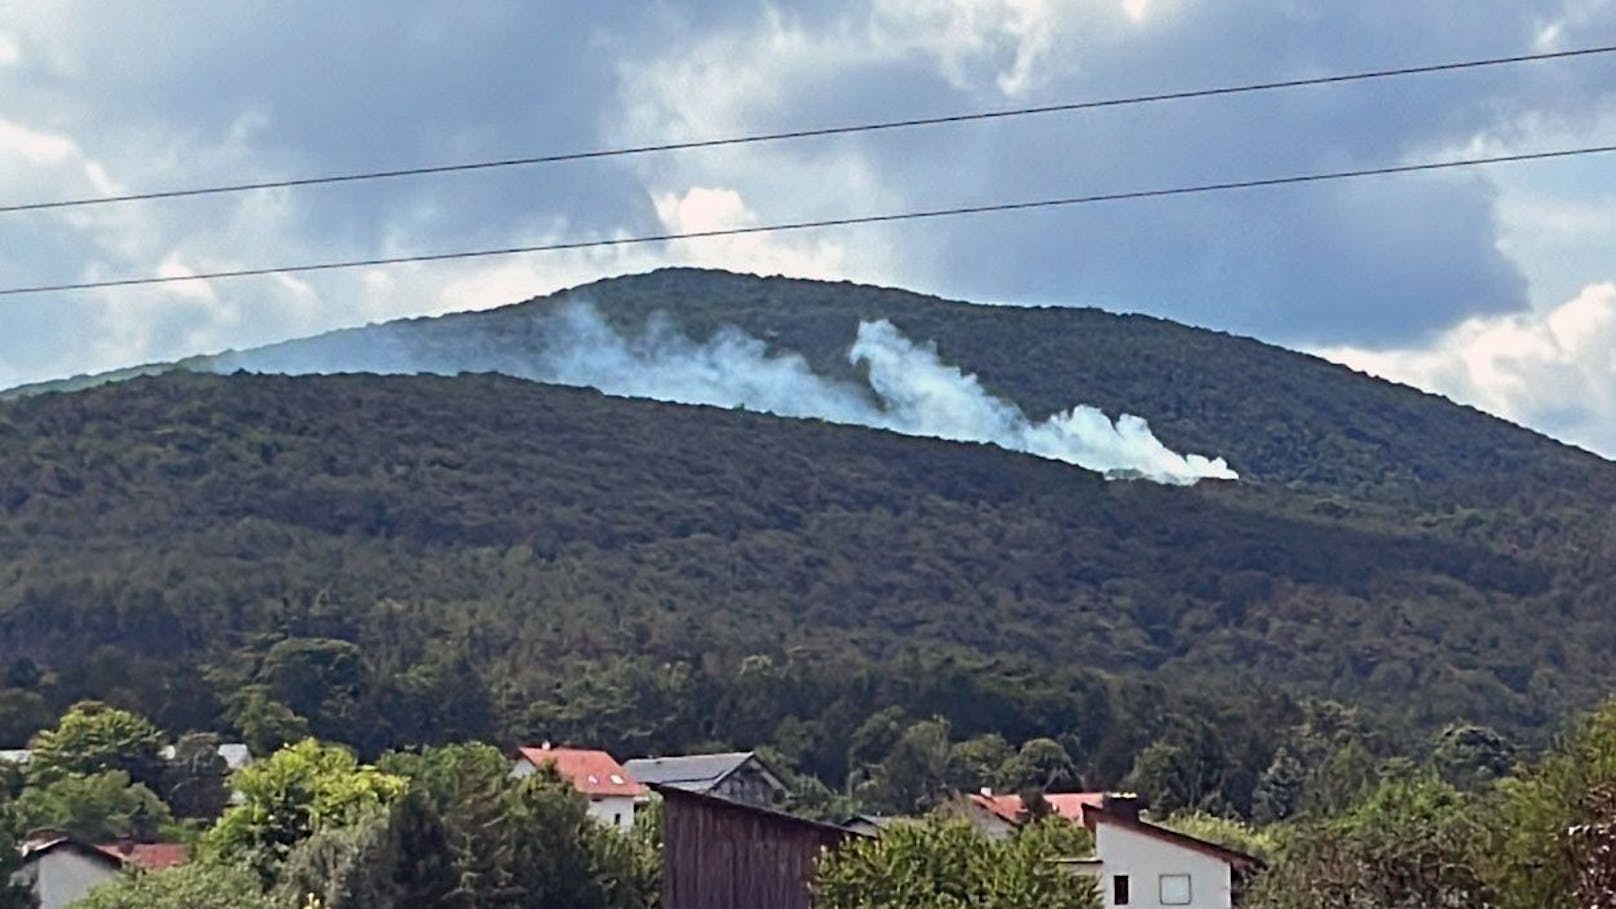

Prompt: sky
[{"left": 2, "top": 1, "right": 1615, "bottom": 454}]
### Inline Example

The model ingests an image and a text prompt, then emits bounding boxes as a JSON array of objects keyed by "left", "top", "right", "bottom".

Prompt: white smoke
[{"left": 218, "top": 301, "right": 1237, "bottom": 485}]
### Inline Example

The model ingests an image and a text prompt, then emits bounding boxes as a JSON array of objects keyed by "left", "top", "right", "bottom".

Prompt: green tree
[
  {"left": 1484, "top": 697, "right": 1616, "bottom": 909},
  {"left": 28, "top": 701, "right": 166, "bottom": 791},
  {"left": 946, "top": 734, "right": 1015, "bottom": 792},
  {"left": 1432, "top": 722, "right": 1514, "bottom": 792},
  {"left": 163, "top": 732, "right": 232, "bottom": 820},
  {"left": 1160, "top": 811, "right": 1276, "bottom": 863},
  {"left": 378, "top": 742, "right": 656, "bottom": 909},
  {"left": 227, "top": 689, "right": 312, "bottom": 759},
  {"left": 0, "top": 808, "right": 35, "bottom": 909},
  {"left": 815, "top": 818, "right": 1099, "bottom": 909},
  {"left": 274, "top": 793, "right": 456, "bottom": 909},
  {"left": 857, "top": 719, "right": 954, "bottom": 814},
  {"left": 0, "top": 689, "right": 51, "bottom": 750},
  {"left": 69, "top": 861, "right": 280, "bottom": 909},
  {"left": 202, "top": 740, "right": 407, "bottom": 881},
  {"left": 1248, "top": 773, "right": 1490, "bottom": 909},
  {"left": 11, "top": 770, "right": 174, "bottom": 842},
  {"left": 1001, "top": 738, "right": 1078, "bottom": 793},
  {"left": 1251, "top": 747, "right": 1303, "bottom": 825}
]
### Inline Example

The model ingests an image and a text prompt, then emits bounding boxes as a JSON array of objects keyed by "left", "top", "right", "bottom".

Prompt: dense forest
[{"left": 2, "top": 269, "right": 1616, "bottom": 822}]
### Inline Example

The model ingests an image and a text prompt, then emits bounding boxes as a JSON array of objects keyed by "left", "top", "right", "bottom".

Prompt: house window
[
  {"left": 1160, "top": 874, "right": 1192, "bottom": 905},
  {"left": 1112, "top": 874, "right": 1130, "bottom": 905},
  {"left": 614, "top": 812, "right": 624, "bottom": 827}
]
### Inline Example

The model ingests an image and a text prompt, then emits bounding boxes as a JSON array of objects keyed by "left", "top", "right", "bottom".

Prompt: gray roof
[
  {"left": 623, "top": 752, "right": 756, "bottom": 790},
  {"left": 158, "top": 742, "right": 254, "bottom": 771}
]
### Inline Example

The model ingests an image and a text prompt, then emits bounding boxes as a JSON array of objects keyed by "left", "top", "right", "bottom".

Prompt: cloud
[{"left": 1317, "top": 283, "right": 1616, "bottom": 455}]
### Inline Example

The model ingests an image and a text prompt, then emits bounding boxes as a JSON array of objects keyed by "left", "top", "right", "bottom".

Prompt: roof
[
  {"left": 1088, "top": 806, "right": 1265, "bottom": 871},
  {"left": 965, "top": 793, "right": 1262, "bottom": 871},
  {"left": 651, "top": 783, "right": 870, "bottom": 839},
  {"left": 157, "top": 741, "right": 254, "bottom": 771},
  {"left": 516, "top": 745, "right": 646, "bottom": 797},
  {"left": 968, "top": 792, "right": 1106, "bottom": 825},
  {"left": 842, "top": 814, "right": 905, "bottom": 832},
  {"left": 19, "top": 836, "right": 123, "bottom": 870},
  {"left": 623, "top": 751, "right": 767, "bottom": 791},
  {"left": 97, "top": 841, "right": 189, "bottom": 870},
  {"left": 0, "top": 749, "right": 31, "bottom": 765}
]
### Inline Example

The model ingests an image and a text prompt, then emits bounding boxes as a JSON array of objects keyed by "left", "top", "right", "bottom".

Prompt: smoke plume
[{"left": 216, "top": 302, "right": 1237, "bottom": 485}]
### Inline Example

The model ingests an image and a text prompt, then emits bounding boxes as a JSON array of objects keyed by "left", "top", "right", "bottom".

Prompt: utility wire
[
  {"left": 3, "top": 142, "right": 1612, "bottom": 298},
  {"left": 3, "top": 43, "right": 1614, "bottom": 215}
]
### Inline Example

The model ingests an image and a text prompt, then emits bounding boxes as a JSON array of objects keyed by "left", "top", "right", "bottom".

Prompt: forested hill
[
  {"left": 0, "top": 369, "right": 1613, "bottom": 760},
  {"left": 5, "top": 270, "right": 1616, "bottom": 807},
  {"left": 13, "top": 268, "right": 1610, "bottom": 494}
]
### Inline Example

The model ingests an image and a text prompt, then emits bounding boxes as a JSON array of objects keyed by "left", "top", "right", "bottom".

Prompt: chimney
[
  {"left": 979, "top": 786, "right": 993, "bottom": 797},
  {"left": 1102, "top": 792, "right": 1141, "bottom": 822}
]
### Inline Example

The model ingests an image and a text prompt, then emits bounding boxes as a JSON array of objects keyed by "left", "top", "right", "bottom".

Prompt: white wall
[
  {"left": 15, "top": 850, "right": 122, "bottom": 909},
  {"left": 1092, "top": 822, "right": 1233, "bottom": 909},
  {"left": 588, "top": 795, "right": 637, "bottom": 831}
]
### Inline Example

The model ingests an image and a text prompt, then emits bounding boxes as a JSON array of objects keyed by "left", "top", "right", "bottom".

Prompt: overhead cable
[
  {"left": 2, "top": 43, "right": 1614, "bottom": 215},
  {"left": 3, "top": 142, "right": 1612, "bottom": 298}
]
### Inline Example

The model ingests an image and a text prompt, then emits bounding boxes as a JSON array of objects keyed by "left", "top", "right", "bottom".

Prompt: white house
[
  {"left": 967, "top": 792, "right": 1262, "bottom": 908},
  {"left": 512, "top": 744, "right": 646, "bottom": 832},
  {"left": 12, "top": 836, "right": 123, "bottom": 909},
  {"left": 12, "top": 834, "right": 189, "bottom": 909}
]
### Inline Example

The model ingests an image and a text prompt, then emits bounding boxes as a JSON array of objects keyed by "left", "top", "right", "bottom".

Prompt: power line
[
  {"left": 3, "top": 43, "right": 1614, "bottom": 216},
  {"left": 4, "top": 142, "right": 1612, "bottom": 298}
]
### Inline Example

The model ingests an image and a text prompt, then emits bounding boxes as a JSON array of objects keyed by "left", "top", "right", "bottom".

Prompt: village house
[
  {"left": 512, "top": 744, "right": 646, "bottom": 831},
  {"left": 623, "top": 751, "right": 787, "bottom": 809},
  {"left": 964, "top": 791, "right": 1262, "bottom": 909},
  {"left": 12, "top": 833, "right": 186, "bottom": 909}
]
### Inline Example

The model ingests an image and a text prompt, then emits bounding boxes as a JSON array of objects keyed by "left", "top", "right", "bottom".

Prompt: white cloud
[
  {"left": 0, "top": 31, "right": 20, "bottom": 67},
  {"left": 1316, "top": 283, "right": 1616, "bottom": 455}
]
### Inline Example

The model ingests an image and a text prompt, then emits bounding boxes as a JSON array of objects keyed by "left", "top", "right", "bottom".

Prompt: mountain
[{"left": 1, "top": 269, "right": 1613, "bottom": 791}]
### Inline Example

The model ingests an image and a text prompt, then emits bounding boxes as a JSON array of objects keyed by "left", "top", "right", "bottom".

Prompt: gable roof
[
  {"left": 651, "top": 783, "right": 869, "bottom": 839},
  {"left": 1087, "top": 805, "right": 1264, "bottom": 871},
  {"left": 624, "top": 751, "right": 780, "bottom": 792},
  {"left": 19, "top": 836, "right": 124, "bottom": 870},
  {"left": 515, "top": 745, "right": 646, "bottom": 797},
  {"left": 964, "top": 793, "right": 1263, "bottom": 871},
  {"left": 968, "top": 792, "right": 1106, "bottom": 825}
]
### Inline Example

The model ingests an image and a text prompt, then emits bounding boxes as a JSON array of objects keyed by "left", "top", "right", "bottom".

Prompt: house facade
[
  {"left": 1077, "top": 815, "right": 1250, "bottom": 909},
  {"left": 958, "top": 792, "right": 1260, "bottom": 908},
  {"left": 13, "top": 837, "right": 123, "bottom": 909},
  {"left": 513, "top": 744, "right": 646, "bottom": 831},
  {"left": 624, "top": 751, "right": 787, "bottom": 809}
]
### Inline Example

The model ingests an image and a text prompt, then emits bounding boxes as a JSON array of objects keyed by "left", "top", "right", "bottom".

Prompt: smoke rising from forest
[{"left": 215, "top": 302, "right": 1237, "bottom": 485}]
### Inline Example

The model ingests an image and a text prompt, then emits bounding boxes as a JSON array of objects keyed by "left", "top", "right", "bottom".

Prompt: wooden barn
[{"left": 655, "top": 783, "right": 864, "bottom": 909}]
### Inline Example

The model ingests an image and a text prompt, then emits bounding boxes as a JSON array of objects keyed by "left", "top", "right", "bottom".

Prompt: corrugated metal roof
[{"left": 623, "top": 752, "right": 754, "bottom": 790}]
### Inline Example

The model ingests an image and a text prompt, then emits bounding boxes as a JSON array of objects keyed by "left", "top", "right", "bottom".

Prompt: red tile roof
[
  {"left": 967, "top": 792, "right": 1263, "bottom": 871},
  {"left": 969, "top": 792, "right": 1106, "bottom": 825},
  {"left": 97, "top": 841, "right": 189, "bottom": 871},
  {"left": 516, "top": 745, "right": 647, "bottom": 797}
]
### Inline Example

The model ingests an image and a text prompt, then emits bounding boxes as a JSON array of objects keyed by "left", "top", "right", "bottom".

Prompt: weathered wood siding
[{"left": 662, "top": 788, "right": 852, "bottom": 909}]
